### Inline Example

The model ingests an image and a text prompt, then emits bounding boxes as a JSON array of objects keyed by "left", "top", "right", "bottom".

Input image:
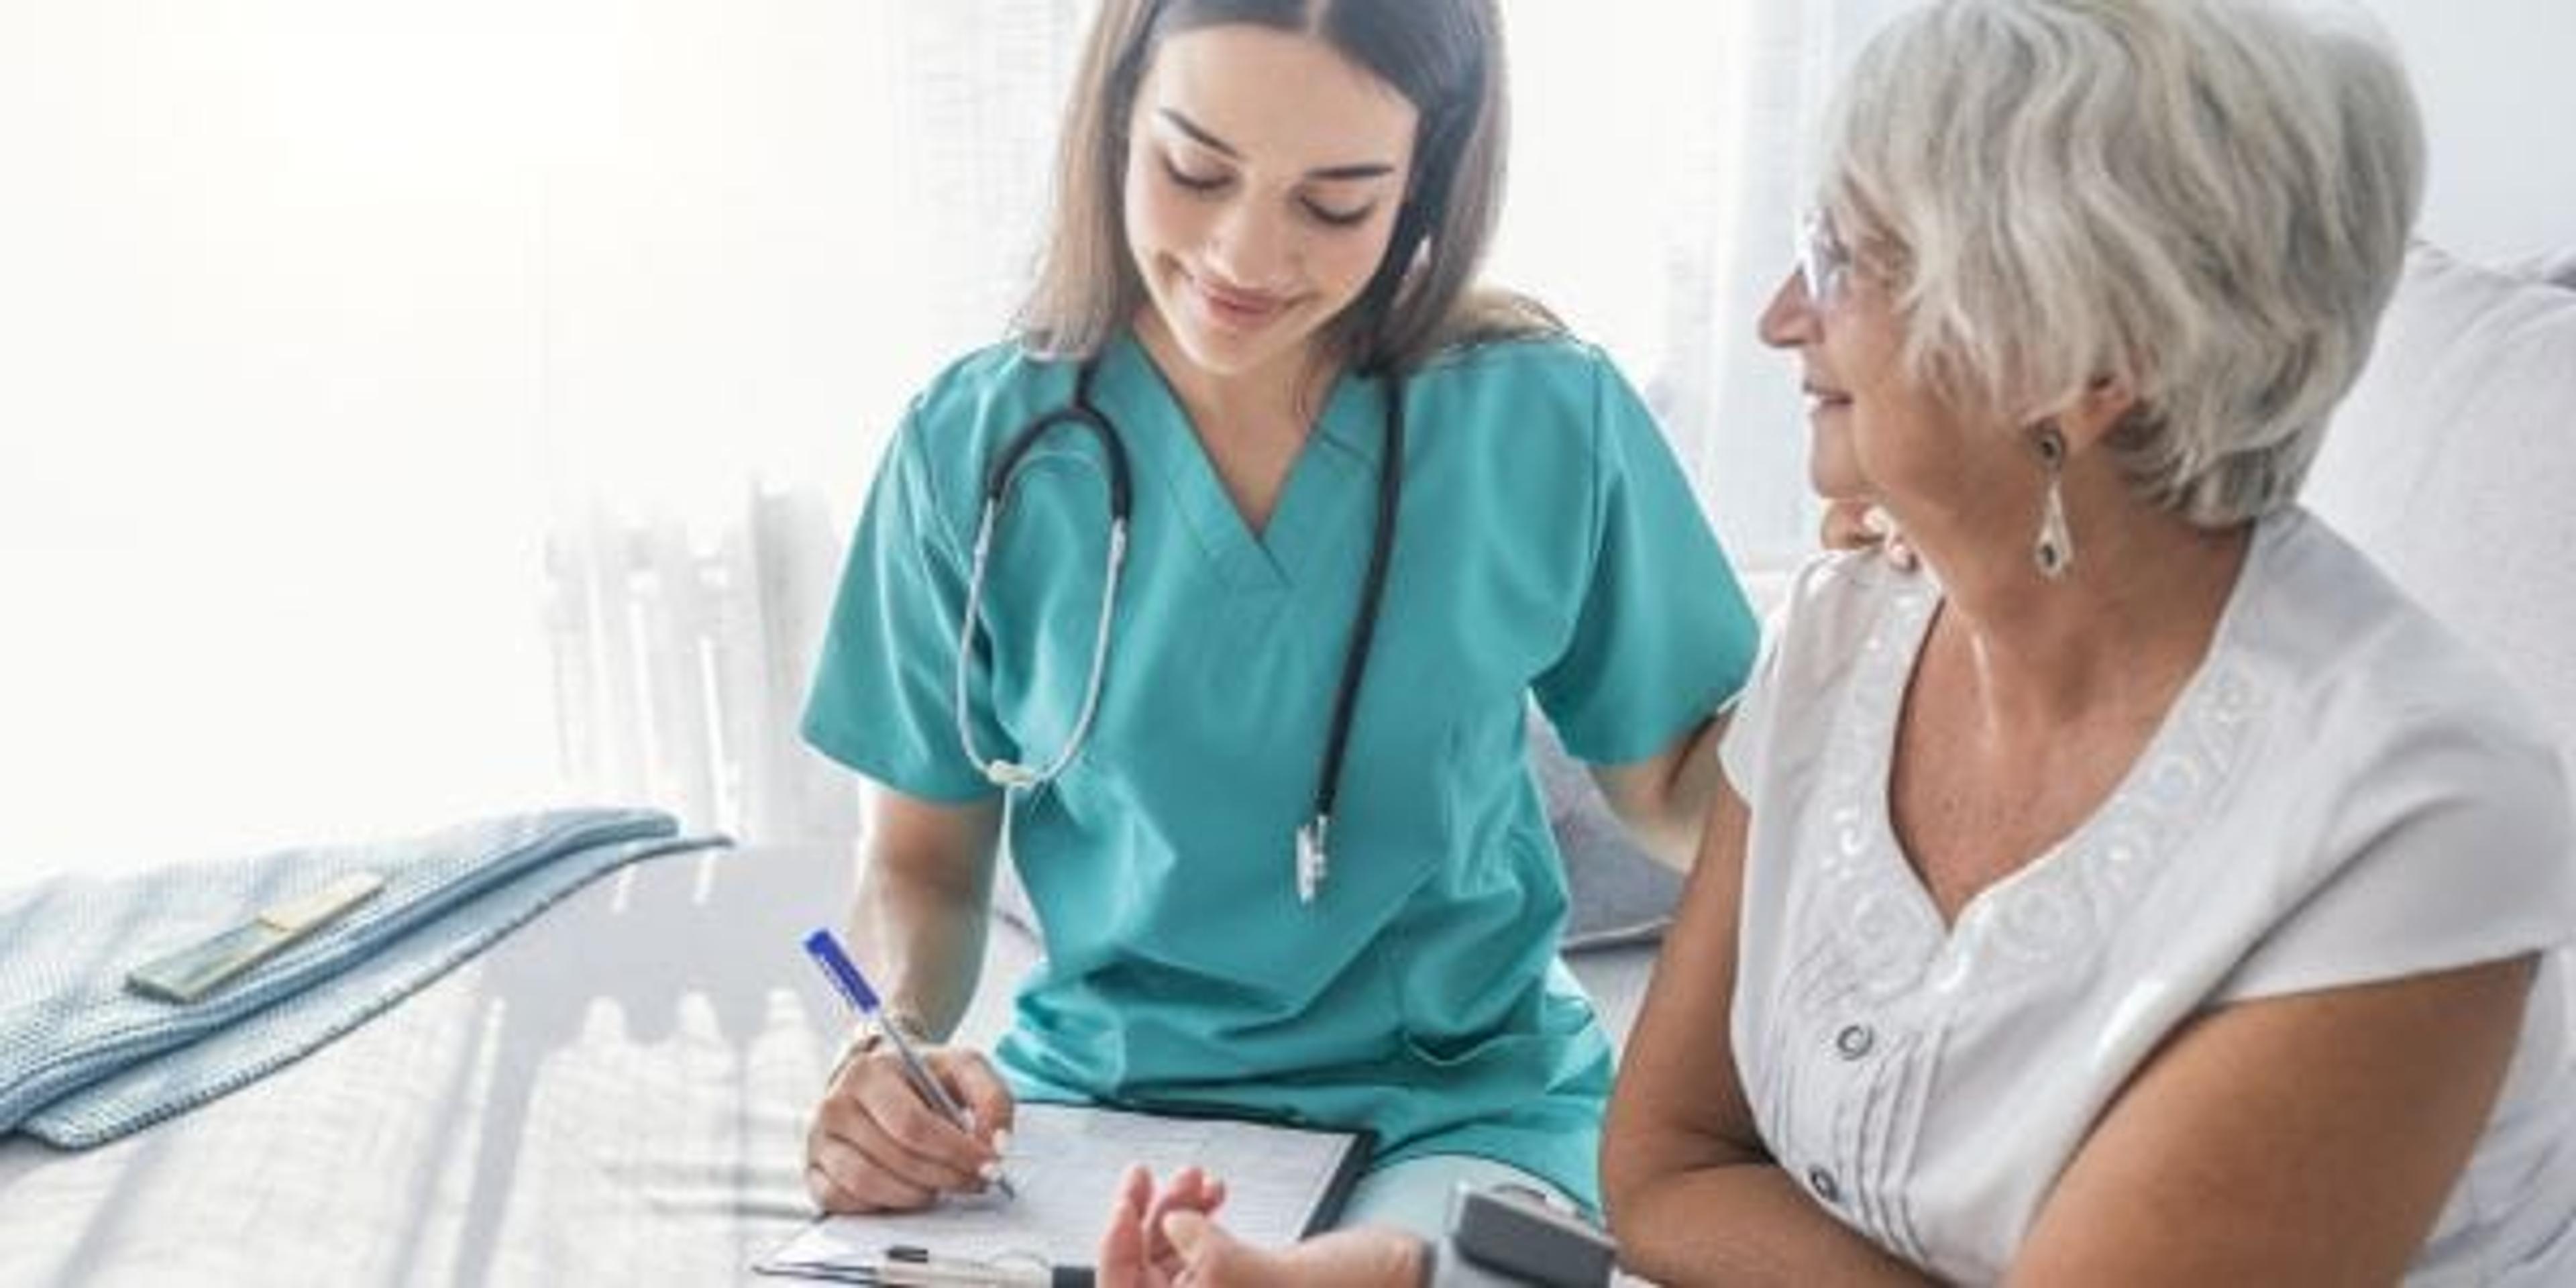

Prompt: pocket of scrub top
[
  {"left": 1393, "top": 973, "right": 1594, "bottom": 1080},
  {"left": 1397, "top": 1011, "right": 1563, "bottom": 1073},
  {"left": 1388, "top": 824, "right": 1585, "bottom": 1072}
]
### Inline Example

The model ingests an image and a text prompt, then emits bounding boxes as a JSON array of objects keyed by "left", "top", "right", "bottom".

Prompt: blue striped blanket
[{"left": 0, "top": 808, "right": 725, "bottom": 1146}]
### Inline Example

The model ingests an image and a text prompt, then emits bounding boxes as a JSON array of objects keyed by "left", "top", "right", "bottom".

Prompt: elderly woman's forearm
[{"left": 1613, "top": 1166, "right": 1942, "bottom": 1288}]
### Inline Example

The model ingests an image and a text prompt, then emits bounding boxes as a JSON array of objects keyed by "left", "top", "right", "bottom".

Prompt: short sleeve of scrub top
[
  {"left": 802, "top": 386, "right": 1012, "bottom": 804},
  {"left": 1532, "top": 357, "right": 1758, "bottom": 764}
]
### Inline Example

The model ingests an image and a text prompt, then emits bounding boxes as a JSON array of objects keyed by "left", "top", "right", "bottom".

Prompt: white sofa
[{"left": 2303, "top": 241, "right": 2576, "bottom": 775}]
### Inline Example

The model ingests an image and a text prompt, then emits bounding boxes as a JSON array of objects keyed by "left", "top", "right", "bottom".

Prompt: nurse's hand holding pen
[{"left": 802, "top": 928, "right": 1018, "bottom": 1213}]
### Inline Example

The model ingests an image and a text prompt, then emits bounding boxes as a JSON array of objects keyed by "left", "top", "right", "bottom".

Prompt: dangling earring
[{"left": 2033, "top": 421, "right": 2073, "bottom": 580}]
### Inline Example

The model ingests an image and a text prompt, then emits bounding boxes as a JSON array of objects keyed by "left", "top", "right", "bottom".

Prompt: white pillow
[{"left": 2304, "top": 241, "right": 2576, "bottom": 762}]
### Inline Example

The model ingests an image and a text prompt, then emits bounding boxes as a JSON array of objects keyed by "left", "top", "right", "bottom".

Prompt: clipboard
[{"left": 757, "top": 1101, "right": 1375, "bottom": 1286}]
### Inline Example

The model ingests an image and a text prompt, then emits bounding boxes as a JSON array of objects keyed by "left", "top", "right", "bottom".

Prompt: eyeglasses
[{"left": 1795, "top": 210, "right": 1855, "bottom": 305}]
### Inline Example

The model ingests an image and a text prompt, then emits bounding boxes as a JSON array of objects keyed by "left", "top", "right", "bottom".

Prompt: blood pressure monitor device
[{"left": 1434, "top": 1183, "right": 1618, "bottom": 1287}]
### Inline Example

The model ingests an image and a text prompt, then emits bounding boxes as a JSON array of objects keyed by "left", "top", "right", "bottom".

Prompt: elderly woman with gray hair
[
  {"left": 1097, "top": 0, "right": 2576, "bottom": 1283},
  {"left": 1603, "top": 0, "right": 2576, "bottom": 1283}
]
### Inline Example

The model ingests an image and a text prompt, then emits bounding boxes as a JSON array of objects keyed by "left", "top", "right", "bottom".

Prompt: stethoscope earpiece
[{"left": 953, "top": 364, "right": 1131, "bottom": 803}]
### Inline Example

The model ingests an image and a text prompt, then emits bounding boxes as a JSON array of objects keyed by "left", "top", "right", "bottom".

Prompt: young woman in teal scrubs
[{"left": 800, "top": 0, "right": 1758, "bottom": 1236}]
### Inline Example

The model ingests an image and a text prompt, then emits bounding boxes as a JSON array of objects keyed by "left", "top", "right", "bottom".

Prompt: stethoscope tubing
[
  {"left": 1299, "top": 376, "right": 1404, "bottom": 867},
  {"left": 954, "top": 354, "right": 1403, "bottom": 903},
  {"left": 955, "top": 499, "right": 1128, "bottom": 791}
]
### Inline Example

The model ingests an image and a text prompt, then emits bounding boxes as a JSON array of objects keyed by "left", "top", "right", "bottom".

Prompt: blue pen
[{"left": 802, "top": 928, "right": 1018, "bottom": 1200}]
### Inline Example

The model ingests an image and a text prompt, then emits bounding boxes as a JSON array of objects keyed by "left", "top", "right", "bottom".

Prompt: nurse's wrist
[{"left": 826, "top": 1010, "right": 935, "bottom": 1085}]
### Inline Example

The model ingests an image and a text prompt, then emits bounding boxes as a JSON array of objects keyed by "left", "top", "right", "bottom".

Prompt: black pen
[{"left": 871, "top": 1244, "right": 1059, "bottom": 1286}]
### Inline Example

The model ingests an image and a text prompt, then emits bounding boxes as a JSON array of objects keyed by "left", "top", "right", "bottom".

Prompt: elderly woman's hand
[
  {"left": 1821, "top": 498, "right": 1917, "bottom": 571},
  {"left": 1097, "top": 1165, "right": 1427, "bottom": 1288}
]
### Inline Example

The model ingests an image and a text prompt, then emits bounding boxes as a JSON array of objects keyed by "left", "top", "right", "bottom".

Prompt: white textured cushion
[{"left": 2304, "top": 242, "right": 2576, "bottom": 765}]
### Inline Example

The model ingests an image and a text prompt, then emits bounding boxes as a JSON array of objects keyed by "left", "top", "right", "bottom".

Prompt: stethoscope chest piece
[{"left": 1294, "top": 816, "right": 1331, "bottom": 906}]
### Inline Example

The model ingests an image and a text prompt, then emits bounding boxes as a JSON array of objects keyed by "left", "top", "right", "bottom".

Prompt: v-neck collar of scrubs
[{"left": 1093, "top": 331, "right": 1390, "bottom": 594}]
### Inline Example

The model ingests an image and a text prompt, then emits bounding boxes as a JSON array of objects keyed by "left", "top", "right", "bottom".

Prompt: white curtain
[
  {"left": 0, "top": 0, "right": 1886, "bottom": 885},
  {"left": 529, "top": 0, "right": 1097, "bottom": 857}
]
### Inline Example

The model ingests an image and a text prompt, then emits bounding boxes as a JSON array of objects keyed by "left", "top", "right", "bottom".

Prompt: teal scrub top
[{"left": 804, "top": 329, "right": 1758, "bottom": 1210}]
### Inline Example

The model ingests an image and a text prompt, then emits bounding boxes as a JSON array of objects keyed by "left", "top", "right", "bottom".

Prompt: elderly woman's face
[{"left": 1758, "top": 216, "right": 1984, "bottom": 514}]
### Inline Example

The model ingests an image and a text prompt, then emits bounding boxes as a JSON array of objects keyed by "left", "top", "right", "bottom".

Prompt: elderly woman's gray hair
[{"left": 1822, "top": 0, "right": 2424, "bottom": 527}]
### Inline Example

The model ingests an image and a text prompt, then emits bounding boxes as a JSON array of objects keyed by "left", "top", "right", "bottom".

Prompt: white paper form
[{"left": 760, "top": 1102, "right": 1368, "bottom": 1277}]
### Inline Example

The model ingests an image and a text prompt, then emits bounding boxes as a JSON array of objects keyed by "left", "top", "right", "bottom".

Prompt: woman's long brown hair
[{"left": 1014, "top": 0, "right": 1558, "bottom": 378}]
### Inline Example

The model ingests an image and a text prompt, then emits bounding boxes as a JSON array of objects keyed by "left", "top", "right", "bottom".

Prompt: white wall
[{"left": 2362, "top": 0, "right": 2576, "bottom": 265}]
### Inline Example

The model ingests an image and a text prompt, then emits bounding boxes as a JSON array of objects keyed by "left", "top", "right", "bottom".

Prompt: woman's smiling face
[
  {"left": 1758, "top": 213, "right": 1976, "bottom": 513},
  {"left": 1121, "top": 23, "right": 1419, "bottom": 382}
]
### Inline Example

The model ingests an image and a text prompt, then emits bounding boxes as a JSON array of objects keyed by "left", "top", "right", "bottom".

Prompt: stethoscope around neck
[{"left": 952, "top": 356, "right": 1406, "bottom": 906}]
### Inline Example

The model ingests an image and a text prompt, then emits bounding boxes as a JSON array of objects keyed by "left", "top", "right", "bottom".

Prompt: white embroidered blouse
[{"left": 1719, "top": 508, "right": 2576, "bottom": 1284}]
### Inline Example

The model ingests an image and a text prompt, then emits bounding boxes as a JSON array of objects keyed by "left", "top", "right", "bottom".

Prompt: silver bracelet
[{"left": 826, "top": 1011, "right": 932, "bottom": 1085}]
